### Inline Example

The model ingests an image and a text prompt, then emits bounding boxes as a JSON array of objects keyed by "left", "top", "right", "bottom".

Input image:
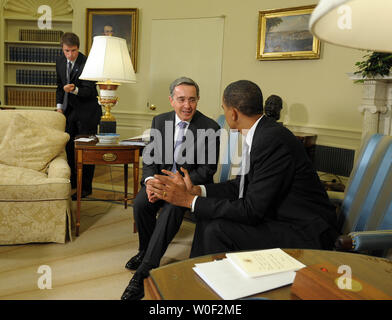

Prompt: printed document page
[
  {"left": 193, "top": 258, "right": 296, "bottom": 300},
  {"left": 226, "top": 248, "right": 306, "bottom": 278}
]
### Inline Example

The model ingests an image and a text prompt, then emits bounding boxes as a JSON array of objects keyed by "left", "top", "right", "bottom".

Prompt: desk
[
  {"left": 144, "top": 249, "right": 392, "bottom": 300},
  {"left": 74, "top": 139, "right": 142, "bottom": 236}
]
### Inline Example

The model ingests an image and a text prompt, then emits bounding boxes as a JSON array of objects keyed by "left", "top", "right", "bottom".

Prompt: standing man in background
[{"left": 56, "top": 32, "right": 102, "bottom": 199}]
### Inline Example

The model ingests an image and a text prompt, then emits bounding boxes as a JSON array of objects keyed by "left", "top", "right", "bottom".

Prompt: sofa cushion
[
  {"left": 0, "top": 113, "right": 70, "bottom": 172},
  {"left": 0, "top": 164, "right": 70, "bottom": 201}
]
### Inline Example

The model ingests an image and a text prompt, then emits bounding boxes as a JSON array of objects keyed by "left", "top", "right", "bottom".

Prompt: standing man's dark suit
[
  {"left": 190, "top": 116, "right": 339, "bottom": 257},
  {"left": 56, "top": 34, "right": 101, "bottom": 194}
]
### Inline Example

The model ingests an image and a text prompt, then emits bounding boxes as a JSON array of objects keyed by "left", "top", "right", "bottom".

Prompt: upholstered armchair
[
  {"left": 0, "top": 110, "right": 73, "bottom": 244},
  {"left": 331, "top": 134, "right": 392, "bottom": 258}
]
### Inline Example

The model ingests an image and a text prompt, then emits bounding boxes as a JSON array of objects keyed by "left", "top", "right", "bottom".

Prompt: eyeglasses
[{"left": 173, "top": 96, "right": 198, "bottom": 105}]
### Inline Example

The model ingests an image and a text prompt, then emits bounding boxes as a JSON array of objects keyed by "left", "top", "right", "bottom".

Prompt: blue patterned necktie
[
  {"left": 239, "top": 140, "right": 250, "bottom": 199},
  {"left": 62, "top": 61, "right": 72, "bottom": 111},
  {"left": 172, "top": 121, "right": 188, "bottom": 172}
]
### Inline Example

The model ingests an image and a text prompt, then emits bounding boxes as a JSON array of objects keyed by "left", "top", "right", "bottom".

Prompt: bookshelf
[{"left": 1, "top": 16, "right": 72, "bottom": 109}]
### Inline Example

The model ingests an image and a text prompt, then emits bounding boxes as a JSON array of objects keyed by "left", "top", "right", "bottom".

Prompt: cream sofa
[{"left": 0, "top": 110, "right": 73, "bottom": 244}]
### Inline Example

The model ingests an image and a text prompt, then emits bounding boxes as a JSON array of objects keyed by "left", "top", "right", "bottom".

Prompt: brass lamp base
[{"left": 97, "top": 81, "right": 121, "bottom": 133}]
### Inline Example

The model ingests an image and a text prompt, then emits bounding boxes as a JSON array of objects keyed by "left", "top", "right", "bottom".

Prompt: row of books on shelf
[
  {"left": 19, "top": 29, "right": 64, "bottom": 42},
  {"left": 7, "top": 89, "right": 56, "bottom": 108},
  {"left": 8, "top": 47, "right": 62, "bottom": 63},
  {"left": 16, "top": 69, "right": 57, "bottom": 86}
]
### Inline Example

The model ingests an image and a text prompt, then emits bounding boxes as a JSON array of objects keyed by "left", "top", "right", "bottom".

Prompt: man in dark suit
[
  {"left": 151, "top": 80, "right": 339, "bottom": 258},
  {"left": 56, "top": 32, "right": 102, "bottom": 199},
  {"left": 121, "top": 77, "right": 220, "bottom": 300}
]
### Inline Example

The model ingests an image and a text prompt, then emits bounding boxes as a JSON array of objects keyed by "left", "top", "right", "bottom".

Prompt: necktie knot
[{"left": 178, "top": 121, "right": 188, "bottom": 129}]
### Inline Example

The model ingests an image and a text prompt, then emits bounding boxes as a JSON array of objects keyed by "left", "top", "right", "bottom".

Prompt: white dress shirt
[
  {"left": 190, "top": 115, "right": 264, "bottom": 211},
  {"left": 144, "top": 114, "right": 190, "bottom": 184}
]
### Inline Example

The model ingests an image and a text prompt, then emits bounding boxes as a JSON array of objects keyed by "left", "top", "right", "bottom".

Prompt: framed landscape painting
[
  {"left": 86, "top": 8, "right": 139, "bottom": 71},
  {"left": 257, "top": 5, "right": 320, "bottom": 61}
]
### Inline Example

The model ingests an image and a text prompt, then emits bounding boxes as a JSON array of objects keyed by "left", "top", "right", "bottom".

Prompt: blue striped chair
[
  {"left": 335, "top": 134, "right": 392, "bottom": 257},
  {"left": 214, "top": 115, "right": 240, "bottom": 183}
]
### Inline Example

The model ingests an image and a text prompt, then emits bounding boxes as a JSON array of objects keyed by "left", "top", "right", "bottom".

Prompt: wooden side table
[{"left": 74, "top": 139, "right": 143, "bottom": 236}]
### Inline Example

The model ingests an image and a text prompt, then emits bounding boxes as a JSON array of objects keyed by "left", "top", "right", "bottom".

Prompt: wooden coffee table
[
  {"left": 144, "top": 249, "right": 392, "bottom": 300},
  {"left": 74, "top": 138, "right": 143, "bottom": 236}
]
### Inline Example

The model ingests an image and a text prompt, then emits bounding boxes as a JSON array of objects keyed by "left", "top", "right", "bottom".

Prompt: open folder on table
[{"left": 192, "top": 248, "right": 305, "bottom": 300}]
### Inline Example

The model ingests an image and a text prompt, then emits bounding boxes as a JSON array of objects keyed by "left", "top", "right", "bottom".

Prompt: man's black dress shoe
[
  {"left": 71, "top": 190, "right": 92, "bottom": 201},
  {"left": 121, "top": 273, "right": 144, "bottom": 300},
  {"left": 125, "top": 251, "right": 145, "bottom": 270}
]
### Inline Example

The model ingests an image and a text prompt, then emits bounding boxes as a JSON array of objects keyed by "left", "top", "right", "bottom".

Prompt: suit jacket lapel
[{"left": 70, "top": 54, "right": 82, "bottom": 82}]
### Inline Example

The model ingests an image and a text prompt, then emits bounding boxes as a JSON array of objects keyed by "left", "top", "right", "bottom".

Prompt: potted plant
[{"left": 354, "top": 51, "right": 392, "bottom": 82}]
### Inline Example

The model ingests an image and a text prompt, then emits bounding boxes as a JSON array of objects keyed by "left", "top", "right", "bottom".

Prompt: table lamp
[
  {"left": 79, "top": 36, "right": 136, "bottom": 133},
  {"left": 309, "top": 0, "right": 392, "bottom": 52}
]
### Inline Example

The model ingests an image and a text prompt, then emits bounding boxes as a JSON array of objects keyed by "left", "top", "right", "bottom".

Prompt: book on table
[{"left": 226, "top": 248, "right": 306, "bottom": 278}]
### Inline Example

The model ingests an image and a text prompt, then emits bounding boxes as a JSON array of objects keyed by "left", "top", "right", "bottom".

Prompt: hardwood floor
[{"left": 84, "top": 164, "right": 142, "bottom": 203}]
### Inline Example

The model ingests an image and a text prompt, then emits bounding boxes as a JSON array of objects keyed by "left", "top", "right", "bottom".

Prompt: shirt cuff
[
  {"left": 190, "top": 185, "right": 206, "bottom": 212},
  {"left": 71, "top": 86, "right": 78, "bottom": 95},
  {"left": 199, "top": 185, "right": 207, "bottom": 197},
  {"left": 190, "top": 196, "right": 198, "bottom": 212},
  {"left": 56, "top": 104, "right": 63, "bottom": 110},
  {"left": 144, "top": 176, "right": 154, "bottom": 184}
]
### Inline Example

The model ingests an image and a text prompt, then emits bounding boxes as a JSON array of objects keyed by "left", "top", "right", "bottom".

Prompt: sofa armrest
[
  {"left": 47, "top": 151, "right": 70, "bottom": 179},
  {"left": 350, "top": 230, "right": 392, "bottom": 251},
  {"left": 336, "top": 230, "right": 392, "bottom": 252},
  {"left": 327, "top": 190, "right": 344, "bottom": 201}
]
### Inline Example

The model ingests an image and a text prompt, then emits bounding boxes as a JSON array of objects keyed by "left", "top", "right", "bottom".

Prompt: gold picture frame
[
  {"left": 257, "top": 5, "right": 320, "bottom": 61},
  {"left": 86, "top": 8, "right": 139, "bottom": 71}
]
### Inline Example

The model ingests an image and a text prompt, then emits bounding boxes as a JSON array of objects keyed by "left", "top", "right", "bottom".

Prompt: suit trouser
[
  {"left": 133, "top": 186, "right": 187, "bottom": 275},
  {"left": 190, "top": 218, "right": 329, "bottom": 258},
  {"left": 65, "top": 107, "right": 98, "bottom": 190}
]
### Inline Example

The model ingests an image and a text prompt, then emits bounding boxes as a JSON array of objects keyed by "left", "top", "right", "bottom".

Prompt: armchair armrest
[
  {"left": 336, "top": 230, "right": 392, "bottom": 252},
  {"left": 47, "top": 151, "right": 71, "bottom": 180}
]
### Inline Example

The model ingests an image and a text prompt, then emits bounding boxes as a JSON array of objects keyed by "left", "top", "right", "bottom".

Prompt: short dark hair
[
  {"left": 265, "top": 94, "right": 283, "bottom": 120},
  {"left": 169, "top": 77, "right": 200, "bottom": 98},
  {"left": 223, "top": 80, "right": 263, "bottom": 116},
  {"left": 61, "top": 32, "right": 80, "bottom": 48}
]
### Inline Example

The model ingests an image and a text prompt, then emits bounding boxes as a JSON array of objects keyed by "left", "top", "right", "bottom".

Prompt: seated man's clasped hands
[{"left": 149, "top": 168, "right": 198, "bottom": 208}]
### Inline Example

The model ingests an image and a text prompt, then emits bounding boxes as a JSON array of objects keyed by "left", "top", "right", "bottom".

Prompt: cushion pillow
[{"left": 0, "top": 113, "right": 70, "bottom": 172}]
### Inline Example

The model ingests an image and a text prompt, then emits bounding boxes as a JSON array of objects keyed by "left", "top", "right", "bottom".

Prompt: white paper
[
  {"left": 74, "top": 137, "right": 94, "bottom": 142},
  {"left": 119, "top": 141, "right": 146, "bottom": 146},
  {"left": 226, "top": 248, "right": 306, "bottom": 278},
  {"left": 193, "top": 258, "right": 297, "bottom": 300}
]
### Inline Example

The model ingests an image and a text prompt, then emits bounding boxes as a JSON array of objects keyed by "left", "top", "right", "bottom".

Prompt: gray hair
[{"left": 169, "top": 77, "right": 200, "bottom": 98}]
